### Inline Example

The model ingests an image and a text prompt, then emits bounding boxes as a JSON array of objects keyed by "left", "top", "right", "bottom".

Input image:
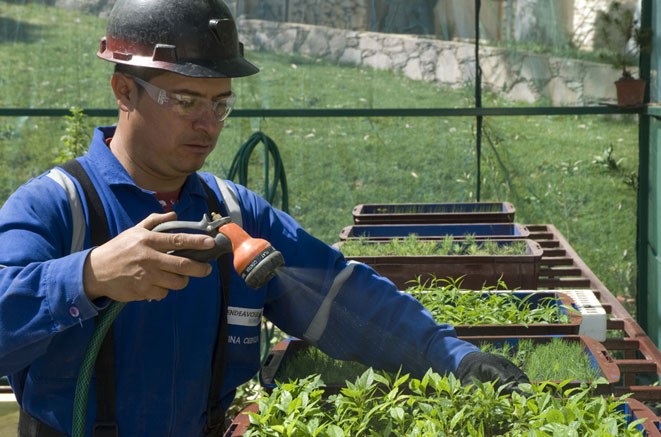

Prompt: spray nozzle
[{"left": 152, "top": 213, "right": 284, "bottom": 288}]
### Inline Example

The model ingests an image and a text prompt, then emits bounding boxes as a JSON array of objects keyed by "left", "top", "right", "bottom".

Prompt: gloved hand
[{"left": 455, "top": 351, "right": 530, "bottom": 394}]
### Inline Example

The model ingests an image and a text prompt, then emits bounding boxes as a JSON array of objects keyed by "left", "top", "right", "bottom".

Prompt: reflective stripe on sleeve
[
  {"left": 303, "top": 261, "right": 357, "bottom": 344},
  {"left": 47, "top": 168, "right": 85, "bottom": 253}
]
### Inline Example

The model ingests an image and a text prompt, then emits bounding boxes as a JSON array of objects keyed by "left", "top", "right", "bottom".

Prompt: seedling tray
[
  {"left": 224, "top": 399, "right": 661, "bottom": 437},
  {"left": 352, "top": 201, "right": 515, "bottom": 224},
  {"left": 459, "top": 335, "right": 619, "bottom": 395},
  {"left": 262, "top": 334, "right": 606, "bottom": 396},
  {"left": 339, "top": 238, "right": 543, "bottom": 290},
  {"left": 339, "top": 222, "right": 530, "bottom": 241},
  {"left": 441, "top": 290, "right": 583, "bottom": 337}
]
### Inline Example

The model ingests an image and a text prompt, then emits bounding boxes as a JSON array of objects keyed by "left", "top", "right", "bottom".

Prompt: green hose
[
  {"left": 72, "top": 300, "right": 125, "bottom": 437},
  {"left": 228, "top": 131, "right": 289, "bottom": 213}
]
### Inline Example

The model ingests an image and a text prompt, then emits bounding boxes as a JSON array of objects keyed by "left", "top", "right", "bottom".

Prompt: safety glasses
[{"left": 129, "top": 75, "right": 236, "bottom": 122}]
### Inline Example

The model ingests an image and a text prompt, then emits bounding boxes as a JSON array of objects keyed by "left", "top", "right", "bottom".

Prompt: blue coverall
[{"left": 0, "top": 126, "right": 479, "bottom": 436}]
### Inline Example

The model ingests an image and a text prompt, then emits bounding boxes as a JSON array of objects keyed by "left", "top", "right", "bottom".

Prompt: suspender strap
[
  {"left": 60, "top": 159, "right": 117, "bottom": 437},
  {"left": 199, "top": 179, "right": 231, "bottom": 437}
]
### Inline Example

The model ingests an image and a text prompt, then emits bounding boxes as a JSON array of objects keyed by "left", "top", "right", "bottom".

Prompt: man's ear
[{"left": 111, "top": 73, "right": 138, "bottom": 112}]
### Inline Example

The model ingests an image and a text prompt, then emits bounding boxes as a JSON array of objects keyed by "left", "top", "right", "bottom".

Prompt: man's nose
[{"left": 192, "top": 107, "right": 224, "bottom": 133}]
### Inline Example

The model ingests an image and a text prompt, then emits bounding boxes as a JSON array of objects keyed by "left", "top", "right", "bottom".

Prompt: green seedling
[
  {"left": 272, "top": 338, "right": 602, "bottom": 394},
  {"left": 340, "top": 234, "right": 528, "bottom": 257},
  {"left": 245, "top": 369, "right": 646, "bottom": 436},
  {"left": 274, "top": 345, "right": 370, "bottom": 386},
  {"left": 481, "top": 338, "right": 604, "bottom": 382},
  {"left": 406, "top": 278, "right": 572, "bottom": 326}
]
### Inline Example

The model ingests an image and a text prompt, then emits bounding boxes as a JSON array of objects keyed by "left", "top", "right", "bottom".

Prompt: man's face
[{"left": 124, "top": 71, "right": 233, "bottom": 185}]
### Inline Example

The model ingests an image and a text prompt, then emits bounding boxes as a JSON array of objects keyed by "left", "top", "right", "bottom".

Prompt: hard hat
[{"left": 97, "top": 0, "right": 259, "bottom": 78}]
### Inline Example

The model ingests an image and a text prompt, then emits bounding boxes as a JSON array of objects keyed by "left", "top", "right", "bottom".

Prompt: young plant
[
  {"left": 53, "top": 107, "right": 91, "bottom": 164},
  {"left": 272, "top": 337, "right": 603, "bottom": 393},
  {"left": 275, "top": 345, "right": 370, "bottom": 386},
  {"left": 406, "top": 277, "right": 572, "bottom": 326},
  {"left": 245, "top": 369, "right": 647, "bottom": 436},
  {"left": 339, "top": 234, "right": 528, "bottom": 257},
  {"left": 481, "top": 338, "right": 603, "bottom": 382}
]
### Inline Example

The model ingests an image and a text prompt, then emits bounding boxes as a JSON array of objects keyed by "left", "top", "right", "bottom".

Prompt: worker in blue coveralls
[{"left": 0, "top": 0, "right": 529, "bottom": 436}]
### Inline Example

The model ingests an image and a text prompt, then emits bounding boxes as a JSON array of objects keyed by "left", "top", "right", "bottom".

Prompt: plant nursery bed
[
  {"left": 234, "top": 345, "right": 658, "bottom": 437},
  {"left": 339, "top": 238, "right": 543, "bottom": 290},
  {"left": 460, "top": 335, "right": 620, "bottom": 395},
  {"left": 352, "top": 201, "right": 516, "bottom": 224},
  {"left": 224, "top": 396, "right": 661, "bottom": 437},
  {"left": 339, "top": 222, "right": 530, "bottom": 241},
  {"left": 260, "top": 334, "right": 607, "bottom": 396},
  {"left": 411, "top": 289, "right": 583, "bottom": 337},
  {"left": 225, "top": 395, "right": 661, "bottom": 437}
]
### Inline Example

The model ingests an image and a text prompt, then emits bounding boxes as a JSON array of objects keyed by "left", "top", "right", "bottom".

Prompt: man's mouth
[{"left": 183, "top": 142, "right": 212, "bottom": 149}]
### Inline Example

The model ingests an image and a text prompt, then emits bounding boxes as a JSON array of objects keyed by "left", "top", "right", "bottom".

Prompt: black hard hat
[{"left": 97, "top": 0, "right": 259, "bottom": 78}]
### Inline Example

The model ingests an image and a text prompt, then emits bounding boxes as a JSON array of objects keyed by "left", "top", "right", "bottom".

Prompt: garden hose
[
  {"left": 72, "top": 300, "right": 125, "bottom": 437},
  {"left": 227, "top": 131, "right": 289, "bottom": 213}
]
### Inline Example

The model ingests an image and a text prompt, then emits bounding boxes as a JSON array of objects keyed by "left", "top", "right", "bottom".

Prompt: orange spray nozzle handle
[
  {"left": 218, "top": 223, "right": 285, "bottom": 288},
  {"left": 152, "top": 214, "right": 284, "bottom": 288}
]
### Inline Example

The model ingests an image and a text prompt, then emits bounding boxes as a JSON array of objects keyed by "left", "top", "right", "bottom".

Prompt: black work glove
[{"left": 455, "top": 351, "right": 530, "bottom": 395}]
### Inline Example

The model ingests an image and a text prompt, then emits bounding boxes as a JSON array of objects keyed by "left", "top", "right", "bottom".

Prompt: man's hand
[
  {"left": 83, "top": 212, "right": 216, "bottom": 302},
  {"left": 455, "top": 351, "right": 530, "bottom": 394}
]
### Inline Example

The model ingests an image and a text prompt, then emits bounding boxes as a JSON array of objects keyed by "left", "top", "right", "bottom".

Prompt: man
[{"left": 0, "top": 0, "right": 528, "bottom": 435}]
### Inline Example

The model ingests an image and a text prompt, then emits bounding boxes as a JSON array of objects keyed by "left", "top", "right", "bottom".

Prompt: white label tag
[{"left": 227, "top": 306, "right": 263, "bottom": 327}]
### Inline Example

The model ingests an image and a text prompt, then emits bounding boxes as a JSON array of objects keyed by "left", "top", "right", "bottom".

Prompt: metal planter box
[
  {"left": 224, "top": 403, "right": 258, "bottom": 437},
  {"left": 623, "top": 398, "right": 661, "bottom": 437},
  {"left": 339, "top": 222, "right": 530, "bottom": 241},
  {"left": 338, "top": 238, "right": 543, "bottom": 290},
  {"left": 352, "top": 202, "right": 515, "bottom": 224}
]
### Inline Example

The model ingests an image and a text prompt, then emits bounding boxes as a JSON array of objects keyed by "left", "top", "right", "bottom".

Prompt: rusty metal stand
[{"left": 530, "top": 223, "right": 661, "bottom": 420}]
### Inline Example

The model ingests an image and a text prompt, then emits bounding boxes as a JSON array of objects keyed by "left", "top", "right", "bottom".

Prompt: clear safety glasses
[{"left": 129, "top": 75, "right": 236, "bottom": 122}]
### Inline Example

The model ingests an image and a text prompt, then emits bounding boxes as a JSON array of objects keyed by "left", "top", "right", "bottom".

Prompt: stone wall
[
  {"left": 238, "top": 19, "right": 623, "bottom": 105},
  {"left": 49, "top": 0, "right": 624, "bottom": 105}
]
